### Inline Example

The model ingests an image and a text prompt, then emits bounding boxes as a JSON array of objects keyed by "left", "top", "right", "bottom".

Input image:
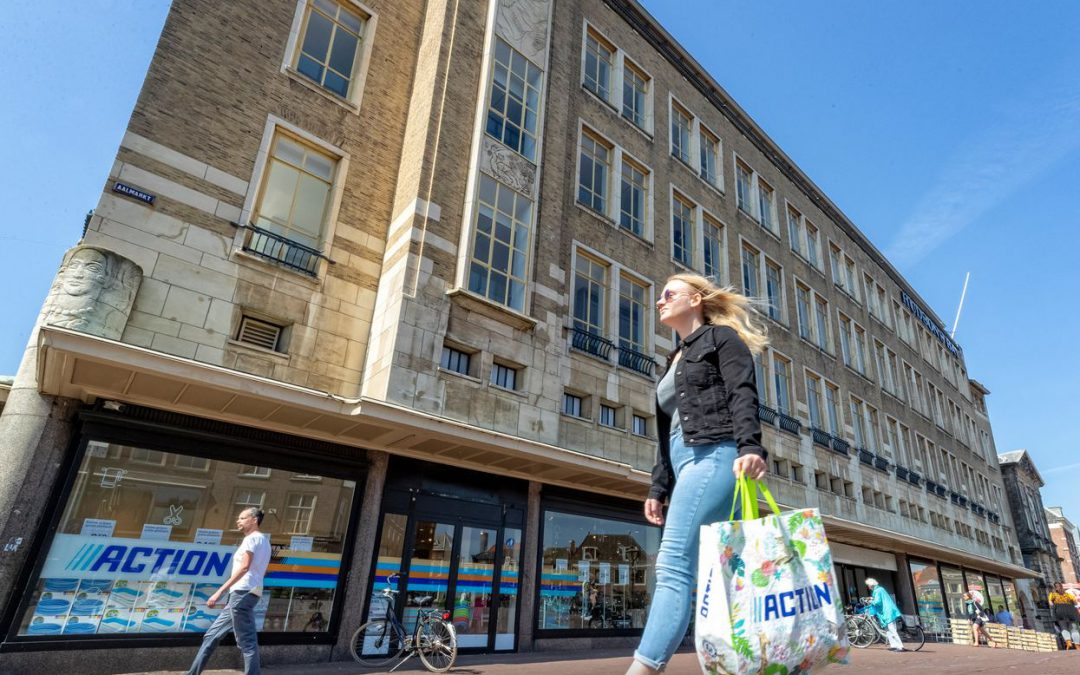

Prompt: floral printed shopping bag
[{"left": 695, "top": 477, "right": 849, "bottom": 674}]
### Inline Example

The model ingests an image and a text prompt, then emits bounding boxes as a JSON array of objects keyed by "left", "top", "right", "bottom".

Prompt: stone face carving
[
  {"left": 496, "top": 0, "right": 551, "bottom": 65},
  {"left": 43, "top": 246, "right": 142, "bottom": 340},
  {"left": 481, "top": 136, "right": 536, "bottom": 196}
]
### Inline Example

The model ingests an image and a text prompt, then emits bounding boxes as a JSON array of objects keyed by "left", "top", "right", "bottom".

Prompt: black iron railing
[
  {"left": 873, "top": 455, "right": 890, "bottom": 472},
  {"left": 830, "top": 436, "right": 850, "bottom": 456},
  {"left": 618, "top": 346, "right": 657, "bottom": 376},
  {"left": 758, "top": 404, "right": 778, "bottom": 424},
  {"left": 570, "top": 327, "right": 615, "bottom": 360},
  {"left": 896, "top": 466, "right": 910, "bottom": 480},
  {"left": 936, "top": 485, "right": 947, "bottom": 498},
  {"left": 858, "top": 448, "right": 874, "bottom": 465},
  {"left": 907, "top": 470, "right": 922, "bottom": 487},
  {"left": 777, "top": 413, "right": 801, "bottom": 435},
  {"left": 811, "top": 427, "right": 832, "bottom": 447},
  {"left": 234, "top": 222, "right": 331, "bottom": 276}
]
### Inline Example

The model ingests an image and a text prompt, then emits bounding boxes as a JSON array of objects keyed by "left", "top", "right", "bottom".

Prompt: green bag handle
[{"left": 729, "top": 473, "right": 782, "bottom": 521}]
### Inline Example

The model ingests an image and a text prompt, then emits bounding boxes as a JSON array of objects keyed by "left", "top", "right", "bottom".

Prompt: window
[
  {"left": 788, "top": 205, "right": 820, "bottom": 269},
  {"left": 787, "top": 206, "right": 803, "bottom": 256},
  {"left": 757, "top": 179, "right": 777, "bottom": 233},
  {"left": 487, "top": 38, "right": 543, "bottom": 161},
  {"left": 468, "top": 174, "right": 532, "bottom": 312},
  {"left": 236, "top": 315, "right": 286, "bottom": 352},
  {"left": 618, "top": 274, "right": 648, "bottom": 355},
  {"left": 253, "top": 131, "right": 338, "bottom": 252},
  {"left": 850, "top": 396, "right": 868, "bottom": 449},
  {"left": 572, "top": 252, "right": 608, "bottom": 336},
  {"left": 583, "top": 29, "right": 614, "bottom": 100},
  {"left": 491, "top": 362, "right": 519, "bottom": 390},
  {"left": 670, "top": 102, "right": 692, "bottom": 165},
  {"left": 632, "top": 414, "right": 648, "bottom": 436},
  {"left": 814, "top": 471, "right": 828, "bottom": 491},
  {"left": 700, "top": 127, "right": 720, "bottom": 186},
  {"left": 563, "top": 393, "right": 584, "bottom": 417},
  {"left": 240, "top": 465, "right": 271, "bottom": 478},
  {"left": 813, "top": 295, "right": 831, "bottom": 350},
  {"left": 838, "top": 314, "right": 853, "bottom": 367},
  {"left": 622, "top": 60, "right": 649, "bottom": 128},
  {"left": 13, "top": 442, "right": 357, "bottom": 638},
  {"left": 805, "top": 222, "right": 820, "bottom": 268},
  {"left": 131, "top": 448, "right": 166, "bottom": 465},
  {"left": 773, "top": 355, "right": 792, "bottom": 415},
  {"left": 790, "top": 463, "right": 804, "bottom": 483},
  {"left": 440, "top": 345, "right": 472, "bottom": 376},
  {"left": 672, "top": 193, "right": 695, "bottom": 267},
  {"left": 754, "top": 353, "right": 771, "bottom": 405},
  {"left": 578, "top": 130, "right": 611, "bottom": 213},
  {"left": 806, "top": 372, "right": 823, "bottom": 429},
  {"left": 599, "top": 404, "right": 617, "bottom": 428},
  {"left": 736, "top": 160, "right": 753, "bottom": 214},
  {"left": 852, "top": 324, "right": 867, "bottom": 374},
  {"left": 838, "top": 314, "right": 867, "bottom": 374},
  {"left": 286, "top": 493, "right": 318, "bottom": 534},
  {"left": 619, "top": 158, "right": 647, "bottom": 236},
  {"left": 824, "top": 382, "right": 841, "bottom": 435},
  {"left": 293, "top": 0, "right": 367, "bottom": 98},
  {"left": 795, "top": 282, "right": 811, "bottom": 340},
  {"left": 829, "top": 243, "right": 859, "bottom": 299},
  {"left": 741, "top": 242, "right": 760, "bottom": 298},
  {"left": 765, "top": 259, "right": 783, "bottom": 321},
  {"left": 703, "top": 215, "right": 724, "bottom": 282}
]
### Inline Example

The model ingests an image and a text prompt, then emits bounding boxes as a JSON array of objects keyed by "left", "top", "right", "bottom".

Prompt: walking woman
[
  {"left": 962, "top": 591, "right": 996, "bottom": 648},
  {"left": 626, "top": 274, "right": 768, "bottom": 675}
]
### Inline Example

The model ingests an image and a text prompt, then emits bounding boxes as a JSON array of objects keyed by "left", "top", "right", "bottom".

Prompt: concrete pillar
[
  {"left": 516, "top": 480, "right": 542, "bottom": 651},
  {"left": 331, "top": 449, "right": 390, "bottom": 660},
  {"left": 0, "top": 320, "right": 81, "bottom": 623}
]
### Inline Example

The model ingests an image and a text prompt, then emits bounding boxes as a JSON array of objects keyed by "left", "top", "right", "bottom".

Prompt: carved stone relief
[
  {"left": 43, "top": 246, "right": 143, "bottom": 340},
  {"left": 481, "top": 136, "right": 537, "bottom": 196},
  {"left": 496, "top": 0, "right": 552, "bottom": 66}
]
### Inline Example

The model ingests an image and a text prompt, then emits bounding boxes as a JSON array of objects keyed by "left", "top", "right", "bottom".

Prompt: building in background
[
  {"left": 0, "top": 0, "right": 1031, "bottom": 671},
  {"left": 1047, "top": 507, "right": 1080, "bottom": 586},
  {"left": 998, "top": 450, "right": 1063, "bottom": 630}
]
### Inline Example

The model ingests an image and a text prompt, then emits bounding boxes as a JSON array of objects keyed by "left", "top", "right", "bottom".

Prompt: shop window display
[
  {"left": 15, "top": 441, "right": 356, "bottom": 638},
  {"left": 909, "top": 559, "right": 947, "bottom": 635},
  {"left": 539, "top": 510, "right": 660, "bottom": 631}
]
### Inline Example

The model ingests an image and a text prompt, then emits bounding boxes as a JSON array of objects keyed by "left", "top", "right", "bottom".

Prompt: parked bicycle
[
  {"left": 845, "top": 598, "right": 925, "bottom": 651},
  {"left": 350, "top": 573, "right": 458, "bottom": 672}
]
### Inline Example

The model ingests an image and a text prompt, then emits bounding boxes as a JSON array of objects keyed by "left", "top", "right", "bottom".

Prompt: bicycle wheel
[
  {"left": 416, "top": 619, "right": 457, "bottom": 672},
  {"left": 850, "top": 616, "right": 876, "bottom": 648},
  {"left": 898, "top": 623, "right": 925, "bottom": 652},
  {"left": 350, "top": 619, "right": 406, "bottom": 667}
]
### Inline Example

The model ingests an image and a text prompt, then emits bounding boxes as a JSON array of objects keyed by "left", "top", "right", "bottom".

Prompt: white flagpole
[{"left": 950, "top": 272, "right": 970, "bottom": 339}]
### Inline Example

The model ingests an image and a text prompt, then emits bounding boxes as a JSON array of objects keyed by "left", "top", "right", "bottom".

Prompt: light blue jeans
[
  {"left": 634, "top": 429, "right": 739, "bottom": 670},
  {"left": 186, "top": 590, "right": 261, "bottom": 675}
]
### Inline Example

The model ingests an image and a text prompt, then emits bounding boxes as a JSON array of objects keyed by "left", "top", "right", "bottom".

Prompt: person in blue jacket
[{"left": 864, "top": 578, "right": 906, "bottom": 652}]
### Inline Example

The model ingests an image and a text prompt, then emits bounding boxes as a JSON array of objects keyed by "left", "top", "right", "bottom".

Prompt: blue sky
[{"left": 2, "top": 2, "right": 1078, "bottom": 525}]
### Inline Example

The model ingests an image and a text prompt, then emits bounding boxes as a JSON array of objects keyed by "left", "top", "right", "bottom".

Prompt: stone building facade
[
  {"left": 0, "top": 0, "right": 1031, "bottom": 671},
  {"left": 1047, "top": 507, "right": 1080, "bottom": 586}
]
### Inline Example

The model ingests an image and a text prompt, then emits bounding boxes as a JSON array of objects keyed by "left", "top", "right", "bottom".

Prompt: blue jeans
[
  {"left": 186, "top": 590, "right": 261, "bottom": 675},
  {"left": 634, "top": 430, "right": 739, "bottom": 670}
]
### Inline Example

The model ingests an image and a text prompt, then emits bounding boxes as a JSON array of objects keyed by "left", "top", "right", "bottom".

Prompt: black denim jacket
[{"left": 648, "top": 324, "right": 765, "bottom": 502}]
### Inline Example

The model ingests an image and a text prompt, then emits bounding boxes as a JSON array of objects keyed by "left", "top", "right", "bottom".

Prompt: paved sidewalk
[{"left": 142, "top": 643, "right": 1080, "bottom": 675}]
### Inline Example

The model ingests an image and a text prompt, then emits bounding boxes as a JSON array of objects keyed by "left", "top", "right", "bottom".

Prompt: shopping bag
[{"left": 695, "top": 476, "right": 849, "bottom": 674}]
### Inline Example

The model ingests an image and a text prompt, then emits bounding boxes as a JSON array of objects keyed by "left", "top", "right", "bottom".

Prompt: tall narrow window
[
  {"left": 765, "top": 260, "right": 782, "bottom": 321},
  {"left": 468, "top": 175, "right": 532, "bottom": 311},
  {"left": 795, "top": 282, "right": 811, "bottom": 340},
  {"left": 700, "top": 128, "right": 720, "bottom": 186},
  {"left": 838, "top": 314, "right": 853, "bottom": 367},
  {"left": 253, "top": 131, "right": 338, "bottom": 251},
  {"left": 787, "top": 206, "right": 803, "bottom": 256},
  {"left": 754, "top": 353, "right": 771, "bottom": 405},
  {"left": 583, "top": 31, "right": 613, "bottom": 100},
  {"left": 813, "top": 295, "right": 830, "bottom": 350},
  {"left": 773, "top": 355, "right": 792, "bottom": 415},
  {"left": 807, "top": 373, "right": 823, "bottom": 428},
  {"left": 672, "top": 194, "right": 695, "bottom": 267},
  {"left": 294, "top": 0, "right": 366, "bottom": 98},
  {"left": 703, "top": 215, "right": 723, "bottom": 282},
  {"left": 824, "top": 383, "right": 841, "bottom": 435},
  {"left": 487, "top": 38, "right": 543, "bottom": 161},
  {"left": 850, "top": 397, "right": 866, "bottom": 448},
  {"left": 671, "top": 103, "right": 692, "bottom": 165},
  {"left": 736, "top": 161, "right": 753, "bottom": 214},
  {"left": 577, "top": 130, "right": 610, "bottom": 214},
  {"left": 758, "top": 179, "right": 776, "bottom": 232},
  {"left": 622, "top": 61, "right": 649, "bottom": 129},
  {"left": 619, "top": 159, "right": 647, "bottom": 236},
  {"left": 853, "top": 324, "right": 867, "bottom": 374},
  {"left": 572, "top": 253, "right": 608, "bottom": 336},
  {"left": 741, "top": 243, "right": 760, "bottom": 298},
  {"left": 805, "top": 222, "right": 820, "bottom": 268},
  {"left": 829, "top": 244, "right": 843, "bottom": 288},
  {"left": 618, "top": 275, "right": 648, "bottom": 355}
]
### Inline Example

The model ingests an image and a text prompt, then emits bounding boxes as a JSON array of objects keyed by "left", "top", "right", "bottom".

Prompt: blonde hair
[{"left": 667, "top": 273, "right": 769, "bottom": 355}]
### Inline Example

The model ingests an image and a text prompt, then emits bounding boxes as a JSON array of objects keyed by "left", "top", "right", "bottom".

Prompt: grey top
[{"left": 657, "top": 362, "right": 681, "bottom": 437}]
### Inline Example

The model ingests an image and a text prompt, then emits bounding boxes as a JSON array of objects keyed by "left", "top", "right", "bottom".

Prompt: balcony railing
[
  {"left": 618, "top": 345, "right": 657, "bottom": 377},
  {"left": 896, "top": 466, "right": 910, "bottom": 480},
  {"left": 935, "top": 485, "right": 947, "bottom": 498},
  {"left": 907, "top": 470, "right": 922, "bottom": 487},
  {"left": 758, "top": 404, "right": 778, "bottom": 424},
  {"left": 857, "top": 448, "right": 874, "bottom": 465},
  {"left": 811, "top": 427, "right": 832, "bottom": 448},
  {"left": 830, "top": 436, "right": 850, "bottom": 456},
  {"left": 235, "top": 222, "right": 330, "bottom": 277},
  {"left": 777, "top": 412, "right": 801, "bottom": 436},
  {"left": 570, "top": 327, "right": 615, "bottom": 361},
  {"left": 873, "top": 455, "right": 890, "bottom": 472}
]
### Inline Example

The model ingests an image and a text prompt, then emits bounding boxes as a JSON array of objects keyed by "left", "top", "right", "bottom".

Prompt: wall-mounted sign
[
  {"left": 900, "top": 291, "right": 962, "bottom": 357},
  {"left": 112, "top": 181, "right": 156, "bottom": 205}
]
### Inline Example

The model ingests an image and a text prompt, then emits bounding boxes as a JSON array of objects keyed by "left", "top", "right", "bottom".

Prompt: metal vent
[{"left": 237, "top": 316, "right": 283, "bottom": 351}]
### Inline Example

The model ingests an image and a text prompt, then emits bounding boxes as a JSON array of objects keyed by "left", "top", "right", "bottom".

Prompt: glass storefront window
[
  {"left": 16, "top": 441, "right": 356, "bottom": 637},
  {"left": 940, "top": 564, "right": 966, "bottom": 621},
  {"left": 1002, "top": 578, "right": 1020, "bottom": 620},
  {"left": 984, "top": 574, "right": 1006, "bottom": 616},
  {"left": 539, "top": 510, "right": 660, "bottom": 632},
  {"left": 909, "top": 560, "right": 947, "bottom": 635}
]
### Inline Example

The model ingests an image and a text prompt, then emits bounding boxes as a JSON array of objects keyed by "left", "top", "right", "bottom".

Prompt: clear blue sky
[{"left": 2, "top": 2, "right": 1078, "bottom": 525}]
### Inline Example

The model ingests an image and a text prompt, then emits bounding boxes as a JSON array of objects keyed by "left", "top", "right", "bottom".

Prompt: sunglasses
[{"left": 657, "top": 289, "right": 695, "bottom": 304}]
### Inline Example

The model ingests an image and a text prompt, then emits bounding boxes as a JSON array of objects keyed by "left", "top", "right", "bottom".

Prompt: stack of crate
[
  {"left": 1036, "top": 632, "right": 1059, "bottom": 652},
  {"left": 950, "top": 618, "right": 972, "bottom": 645},
  {"left": 1006, "top": 626, "right": 1023, "bottom": 650},
  {"left": 1019, "top": 629, "right": 1040, "bottom": 651},
  {"left": 985, "top": 623, "right": 1008, "bottom": 648}
]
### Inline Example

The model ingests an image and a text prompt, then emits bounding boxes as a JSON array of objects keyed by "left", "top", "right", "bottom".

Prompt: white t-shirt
[{"left": 231, "top": 531, "right": 271, "bottom": 596}]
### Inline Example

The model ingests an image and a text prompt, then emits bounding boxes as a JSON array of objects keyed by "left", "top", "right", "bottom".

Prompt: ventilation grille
[{"left": 237, "top": 316, "right": 283, "bottom": 351}]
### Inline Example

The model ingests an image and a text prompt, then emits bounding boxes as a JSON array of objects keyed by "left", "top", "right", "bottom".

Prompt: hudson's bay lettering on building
[
  {"left": 42, "top": 534, "right": 234, "bottom": 583},
  {"left": 901, "top": 291, "right": 961, "bottom": 357}
]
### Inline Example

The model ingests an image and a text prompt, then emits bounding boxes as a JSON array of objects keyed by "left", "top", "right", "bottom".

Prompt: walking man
[{"left": 186, "top": 507, "right": 272, "bottom": 675}]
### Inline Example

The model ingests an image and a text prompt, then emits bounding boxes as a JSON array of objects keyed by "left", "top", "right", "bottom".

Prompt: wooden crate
[
  {"left": 1036, "top": 632, "right": 1059, "bottom": 652},
  {"left": 1006, "top": 627, "right": 1023, "bottom": 650},
  {"left": 1020, "top": 628, "right": 1039, "bottom": 651},
  {"left": 986, "top": 623, "right": 1008, "bottom": 648},
  {"left": 950, "top": 618, "right": 972, "bottom": 645}
]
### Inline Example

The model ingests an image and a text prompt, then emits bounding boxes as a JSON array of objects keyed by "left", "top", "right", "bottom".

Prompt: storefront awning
[
  {"left": 36, "top": 326, "right": 651, "bottom": 499},
  {"left": 821, "top": 514, "right": 1038, "bottom": 580}
]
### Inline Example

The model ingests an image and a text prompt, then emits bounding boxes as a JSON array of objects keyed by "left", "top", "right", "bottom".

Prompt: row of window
[{"left": 562, "top": 391, "right": 649, "bottom": 437}]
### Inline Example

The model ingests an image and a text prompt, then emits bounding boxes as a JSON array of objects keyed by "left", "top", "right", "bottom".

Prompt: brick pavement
[{"left": 144, "top": 643, "right": 1080, "bottom": 675}]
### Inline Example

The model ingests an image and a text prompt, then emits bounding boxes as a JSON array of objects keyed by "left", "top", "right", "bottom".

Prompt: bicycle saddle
[{"left": 416, "top": 595, "right": 434, "bottom": 607}]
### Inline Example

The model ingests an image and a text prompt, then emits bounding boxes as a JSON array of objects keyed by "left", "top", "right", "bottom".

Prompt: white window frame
[
  {"left": 579, "top": 21, "right": 655, "bottom": 135},
  {"left": 733, "top": 152, "right": 775, "bottom": 234},
  {"left": 575, "top": 122, "right": 655, "bottom": 241},
  {"left": 570, "top": 243, "right": 655, "bottom": 356}
]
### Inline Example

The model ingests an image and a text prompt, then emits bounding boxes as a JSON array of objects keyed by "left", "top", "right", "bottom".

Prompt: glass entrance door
[{"left": 403, "top": 520, "right": 455, "bottom": 634}]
